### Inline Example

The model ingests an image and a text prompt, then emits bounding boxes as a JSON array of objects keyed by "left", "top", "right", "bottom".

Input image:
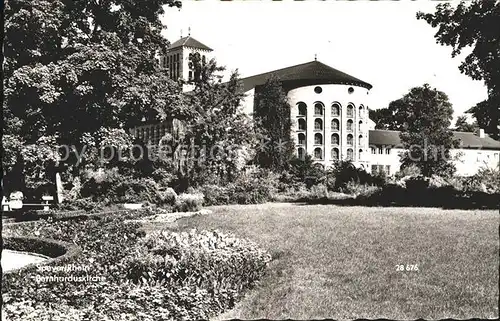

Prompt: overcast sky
[{"left": 161, "top": 0, "right": 487, "bottom": 122}]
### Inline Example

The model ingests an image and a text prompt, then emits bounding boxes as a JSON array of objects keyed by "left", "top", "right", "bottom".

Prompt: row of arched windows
[
  {"left": 296, "top": 102, "right": 365, "bottom": 117},
  {"left": 297, "top": 133, "right": 363, "bottom": 146},
  {"left": 297, "top": 119, "right": 363, "bottom": 131},
  {"left": 297, "top": 147, "right": 363, "bottom": 161}
]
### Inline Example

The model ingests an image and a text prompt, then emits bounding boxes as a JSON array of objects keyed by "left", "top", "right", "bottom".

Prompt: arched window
[
  {"left": 347, "top": 148, "right": 354, "bottom": 161},
  {"left": 298, "top": 118, "right": 306, "bottom": 130},
  {"left": 314, "top": 133, "right": 323, "bottom": 145},
  {"left": 298, "top": 133, "right": 306, "bottom": 145},
  {"left": 331, "top": 119, "right": 340, "bottom": 131},
  {"left": 358, "top": 149, "right": 363, "bottom": 160},
  {"left": 359, "top": 105, "right": 364, "bottom": 117},
  {"left": 331, "top": 133, "right": 339, "bottom": 145},
  {"left": 347, "top": 134, "right": 353, "bottom": 146},
  {"left": 314, "top": 102, "right": 324, "bottom": 116},
  {"left": 297, "top": 102, "right": 307, "bottom": 116},
  {"left": 331, "top": 148, "right": 339, "bottom": 160},
  {"left": 314, "top": 118, "right": 323, "bottom": 130},
  {"left": 359, "top": 120, "right": 363, "bottom": 131},
  {"left": 331, "top": 104, "right": 340, "bottom": 117},
  {"left": 314, "top": 147, "right": 323, "bottom": 160},
  {"left": 347, "top": 105, "right": 354, "bottom": 118},
  {"left": 297, "top": 147, "right": 305, "bottom": 160},
  {"left": 347, "top": 119, "right": 353, "bottom": 131},
  {"left": 358, "top": 135, "right": 363, "bottom": 145}
]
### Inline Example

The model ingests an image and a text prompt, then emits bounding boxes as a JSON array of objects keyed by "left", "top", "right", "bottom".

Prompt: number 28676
[{"left": 396, "top": 264, "right": 419, "bottom": 271}]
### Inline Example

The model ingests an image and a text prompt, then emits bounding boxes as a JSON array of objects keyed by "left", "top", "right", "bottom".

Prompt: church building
[{"left": 135, "top": 36, "right": 500, "bottom": 176}]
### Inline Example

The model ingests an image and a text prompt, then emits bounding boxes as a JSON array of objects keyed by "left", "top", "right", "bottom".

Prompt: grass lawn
[{"left": 151, "top": 203, "right": 499, "bottom": 320}]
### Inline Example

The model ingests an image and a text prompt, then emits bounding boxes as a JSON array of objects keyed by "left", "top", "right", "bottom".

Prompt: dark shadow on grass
[{"left": 295, "top": 184, "right": 499, "bottom": 210}]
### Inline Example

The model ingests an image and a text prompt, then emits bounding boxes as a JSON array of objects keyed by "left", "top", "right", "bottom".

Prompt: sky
[{"left": 160, "top": 0, "right": 487, "bottom": 123}]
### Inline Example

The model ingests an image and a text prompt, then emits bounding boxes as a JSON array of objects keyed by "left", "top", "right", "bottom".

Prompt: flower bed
[{"left": 2, "top": 210, "right": 272, "bottom": 320}]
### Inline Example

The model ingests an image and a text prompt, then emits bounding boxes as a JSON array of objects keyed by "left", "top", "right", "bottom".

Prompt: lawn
[{"left": 159, "top": 203, "right": 498, "bottom": 320}]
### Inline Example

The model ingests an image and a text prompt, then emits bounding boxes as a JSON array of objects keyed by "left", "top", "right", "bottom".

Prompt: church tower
[{"left": 159, "top": 30, "right": 213, "bottom": 91}]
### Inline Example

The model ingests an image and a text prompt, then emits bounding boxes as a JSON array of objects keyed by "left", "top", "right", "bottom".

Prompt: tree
[
  {"left": 417, "top": 1, "right": 500, "bottom": 139},
  {"left": 397, "top": 84, "right": 460, "bottom": 177},
  {"left": 454, "top": 115, "right": 479, "bottom": 132},
  {"left": 178, "top": 53, "right": 254, "bottom": 188},
  {"left": 253, "top": 75, "right": 294, "bottom": 171},
  {"left": 3, "top": 0, "right": 183, "bottom": 194},
  {"left": 369, "top": 99, "right": 411, "bottom": 131}
]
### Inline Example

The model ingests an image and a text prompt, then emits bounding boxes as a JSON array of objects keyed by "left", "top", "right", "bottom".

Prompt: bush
[
  {"left": 345, "top": 181, "right": 382, "bottom": 198},
  {"left": 123, "top": 229, "right": 272, "bottom": 310},
  {"left": 174, "top": 193, "right": 204, "bottom": 212},
  {"left": 201, "top": 184, "right": 231, "bottom": 206},
  {"left": 395, "top": 164, "right": 421, "bottom": 179},
  {"left": 2, "top": 211, "right": 271, "bottom": 320},
  {"left": 310, "top": 184, "right": 329, "bottom": 199}
]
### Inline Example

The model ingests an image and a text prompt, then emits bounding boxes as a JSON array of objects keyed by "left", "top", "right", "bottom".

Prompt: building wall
[
  {"left": 368, "top": 146, "right": 500, "bottom": 176},
  {"left": 287, "top": 84, "right": 371, "bottom": 169}
]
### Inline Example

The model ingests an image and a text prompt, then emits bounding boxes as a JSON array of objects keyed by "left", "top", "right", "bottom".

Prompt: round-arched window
[
  {"left": 331, "top": 119, "right": 340, "bottom": 131},
  {"left": 331, "top": 103, "right": 340, "bottom": 117},
  {"left": 331, "top": 148, "right": 339, "bottom": 160},
  {"left": 331, "top": 133, "right": 339, "bottom": 145},
  {"left": 347, "top": 119, "right": 353, "bottom": 131},
  {"left": 347, "top": 148, "right": 354, "bottom": 160},
  {"left": 297, "top": 102, "right": 307, "bottom": 116},
  {"left": 314, "top": 147, "right": 323, "bottom": 160},
  {"left": 314, "top": 118, "right": 323, "bottom": 130},
  {"left": 298, "top": 133, "right": 306, "bottom": 145},
  {"left": 298, "top": 118, "right": 307, "bottom": 130},
  {"left": 347, "top": 134, "right": 353, "bottom": 146},
  {"left": 314, "top": 133, "right": 323, "bottom": 145},
  {"left": 314, "top": 102, "right": 324, "bottom": 116},
  {"left": 297, "top": 147, "right": 305, "bottom": 160},
  {"left": 347, "top": 105, "right": 354, "bottom": 118}
]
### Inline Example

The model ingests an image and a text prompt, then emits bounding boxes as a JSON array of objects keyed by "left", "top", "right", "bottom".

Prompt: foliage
[
  {"left": 345, "top": 182, "right": 382, "bottom": 198},
  {"left": 174, "top": 193, "right": 204, "bottom": 212},
  {"left": 2, "top": 211, "right": 271, "bottom": 320},
  {"left": 332, "top": 160, "right": 385, "bottom": 191},
  {"left": 285, "top": 155, "right": 326, "bottom": 189},
  {"left": 309, "top": 184, "right": 329, "bottom": 199},
  {"left": 179, "top": 54, "right": 254, "bottom": 188},
  {"left": 461, "top": 167, "right": 500, "bottom": 194},
  {"left": 454, "top": 115, "right": 479, "bottom": 133},
  {"left": 368, "top": 99, "right": 409, "bottom": 131},
  {"left": 397, "top": 84, "right": 460, "bottom": 177},
  {"left": 394, "top": 163, "right": 422, "bottom": 179},
  {"left": 417, "top": 1, "right": 500, "bottom": 139},
  {"left": 253, "top": 75, "right": 294, "bottom": 171}
]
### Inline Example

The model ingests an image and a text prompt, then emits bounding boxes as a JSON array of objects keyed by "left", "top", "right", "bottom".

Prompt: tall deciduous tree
[
  {"left": 454, "top": 115, "right": 479, "bottom": 132},
  {"left": 369, "top": 99, "right": 412, "bottom": 131},
  {"left": 253, "top": 76, "right": 294, "bottom": 171},
  {"left": 398, "top": 84, "right": 460, "bottom": 177},
  {"left": 417, "top": 1, "right": 500, "bottom": 139},
  {"left": 3, "top": 0, "right": 183, "bottom": 193},
  {"left": 178, "top": 53, "right": 254, "bottom": 188}
]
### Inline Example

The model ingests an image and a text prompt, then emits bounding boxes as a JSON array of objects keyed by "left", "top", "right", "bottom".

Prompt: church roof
[
  {"left": 239, "top": 60, "right": 372, "bottom": 92},
  {"left": 369, "top": 129, "right": 500, "bottom": 150},
  {"left": 169, "top": 36, "right": 213, "bottom": 51}
]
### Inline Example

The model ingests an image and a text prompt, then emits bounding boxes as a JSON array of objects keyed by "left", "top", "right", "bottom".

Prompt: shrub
[
  {"left": 310, "top": 183, "right": 329, "bottom": 199},
  {"left": 158, "top": 187, "right": 177, "bottom": 206},
  {"left": 201, "top": 184, "right": 231, "bottom": 206},
  {"left": 345, "top": 181, "right": 382, "bottom": 198},
  {"left": 174, "top": 193, "right": 204, "bottom": 212},
  {"left": 395, "top": 164, "right": 421, "bottom": 179},
  {"left": 123, "top": 229, "right": 272, "bottom": 305}
]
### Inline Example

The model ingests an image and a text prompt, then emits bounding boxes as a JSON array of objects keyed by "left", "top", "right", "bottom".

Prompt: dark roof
[
  {"left": 239, "top": 60, "right": 372, "bottom": 92},
  {"left": 169, "top": 36, "right": 213, "bottom": 51},
  {"left": 369, "top": 130, "right": 500, "bottom": 150}
]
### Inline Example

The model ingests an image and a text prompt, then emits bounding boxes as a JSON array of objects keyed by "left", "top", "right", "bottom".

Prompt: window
[
  {"left": 477, "top": 152, "right": 482, "bottom": 162},
  {"left": 314, "top": 102, "right": 324, "bottom": 116},
  {"left": 358, "top": 135, "right": 363, "bottom": 145},
  {"left": 347, "top": 105, "right": 354, "bottom": 117},
  {"left": 371, "top": 147, "right": 376, "bottom": 154},
  {"left": 297, "top": 147, "right": 305, "bottom": 160},
  {"left": 378, "top": 147, "right": 383, "bottom": 154},
  {"left": 371, "top": 165, "right": 378, "bottom": 175},
  {"left": 359, "top": 149, "right": 363, "bottom": 160},
  {"left": 359, "top": 106, "right": 364, "bottom": 117},
  {"left": 348, "top": 87, "right": 354, "bottom": 94},
  {"left": 314, "top": 86, "right": 322, "bottom": 94},
  {"left": 347, "top": 134, "right": 353, "bottom": 146},
  {"left": 331, "top": 133, "right": 339, "bottom": 145},
  {"left": 346, "top": 148, "right": 353, "bottom": 161},
  {"left": 331, "top": 148, "right": 339, "bottom": 160},
  {"left": 298, "top": 119, "right": 306, "bottom": 130},
  {"left": 359, "top": 121, "right": 363, "bottom": 131},
  {"left": 298, "top": 133, "right": 306, "bottom": 145},
  {"left": 314, "top": 133, "right": 323, "bottom": 145},
  {"left": 347, "top": 119, "right": 353, "bottom": 131},
  {"left": 331, "top": 119, "right": 340, "bottom": 131},
  {"left": 385, "top": 165, "right": 391, "bottom": 175},
  {"left": 188, "top": 71, "right": 193, "bottom": 80},
  {"left": 297, "top": 102, "right": 307, "bottom": 116},
  {"left": 314, "top": 118, "right": 323, "bottom": 130},
  {"left": 314, "top": 148, "right": 323, "bottom": 160},
  {"left": 331, "top": 104, "right": 340, "bottom": 117},
  {"left": 385, "top": 148, "right": 391, "bottom": 155}
]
